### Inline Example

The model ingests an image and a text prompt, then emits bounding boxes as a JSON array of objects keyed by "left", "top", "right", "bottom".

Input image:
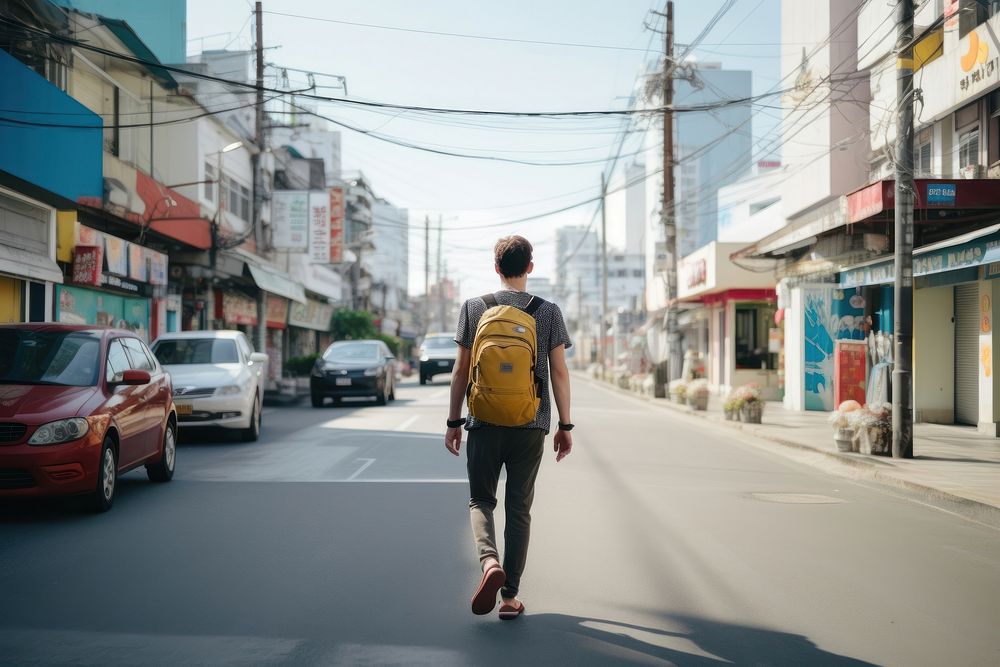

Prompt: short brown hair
[{"left": 494, "top": 236, "right": 533, "bottom": 278}]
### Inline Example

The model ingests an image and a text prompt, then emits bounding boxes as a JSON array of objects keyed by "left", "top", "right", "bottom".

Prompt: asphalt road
[{"left": 1, "top": 374, "right": 999, "bottom": 666}]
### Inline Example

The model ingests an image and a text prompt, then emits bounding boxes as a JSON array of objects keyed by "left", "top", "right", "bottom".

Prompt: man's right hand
[
  {"left": 554, "top": 429, "right": 573, "bottom": 462},
  {"left": 445, "top": 426, "right": 463, "bottom": 456}
]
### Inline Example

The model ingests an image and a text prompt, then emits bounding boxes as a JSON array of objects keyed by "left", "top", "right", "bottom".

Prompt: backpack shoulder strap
[
  {"left": 524, "top": 296, "right": 545, "bottom": 316},
  {"left": 481, "top": 293, "right": 498, "bottom": 308}
]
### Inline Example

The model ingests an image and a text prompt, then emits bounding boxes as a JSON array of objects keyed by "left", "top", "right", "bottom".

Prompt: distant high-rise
[{"left": 673, "top": 63, "right": 753, "bottom": 257}]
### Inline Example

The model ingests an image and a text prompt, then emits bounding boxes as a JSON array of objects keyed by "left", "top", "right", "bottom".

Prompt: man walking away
[{"left": 444, "top": 235, "right": 574, "bottom": 620}]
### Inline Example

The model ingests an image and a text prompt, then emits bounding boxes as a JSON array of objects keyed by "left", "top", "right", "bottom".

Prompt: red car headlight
[{"left": 28, "top": 418, "right": 90, "bottom": 446}]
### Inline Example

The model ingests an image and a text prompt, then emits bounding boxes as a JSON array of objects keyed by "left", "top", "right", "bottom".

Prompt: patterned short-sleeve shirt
[{"left": 455, "top": 290, "right": 572, "bottom": 434}]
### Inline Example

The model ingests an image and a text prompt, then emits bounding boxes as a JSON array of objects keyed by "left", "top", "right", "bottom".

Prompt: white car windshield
[
  {"left": 424, "top": 337, "right": 457, "bottom": 350},
  {"left": 324, "top": 342, "right": 380, "bottom": 363},
  {"left": 153, "top": 339, "right": 239, "bottom": 365}
]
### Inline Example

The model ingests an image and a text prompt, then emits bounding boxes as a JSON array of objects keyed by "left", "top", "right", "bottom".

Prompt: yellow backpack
[{"left": 467, "top": 293, "right": 544, "bottom": 426}]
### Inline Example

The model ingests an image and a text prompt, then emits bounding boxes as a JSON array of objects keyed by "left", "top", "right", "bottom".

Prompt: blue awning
[{"left": 839, "top": 223, "right": 1000, "bottom": 288}]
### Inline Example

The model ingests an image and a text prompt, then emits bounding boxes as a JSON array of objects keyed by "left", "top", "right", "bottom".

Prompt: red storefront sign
[
  {"left": 847, "top": 181, "right": 889, "bottom": 223},
  {"left": 834, "top": 340, "right": 867, "bottom": 407},
  {"left": 71, "top": 245, "right": 103, "bottom": 286},
  {"left": 266, "top": 295, "right": 288, "bottom": 329},
  {"left": 329, "top": 186, "right": 345, "bottom": 264}
]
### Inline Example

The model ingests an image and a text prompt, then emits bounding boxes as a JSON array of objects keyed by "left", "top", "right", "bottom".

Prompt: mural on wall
[
  {"left": 804, "top": 287, "right": 866, "bottom": 411},
  {"left": 55, "top": 286, "right": 150, "bottom": 342}
]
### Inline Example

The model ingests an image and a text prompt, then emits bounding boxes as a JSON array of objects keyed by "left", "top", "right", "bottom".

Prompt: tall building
[
  {"left": 369, "top": 199, "right": 410, "bottom": 332},
  {"left": 641, "top": 61, "right": 754, "bottom": 313},
  {"left": 674, "top": 63, "right": 753, "bottom": 257}
]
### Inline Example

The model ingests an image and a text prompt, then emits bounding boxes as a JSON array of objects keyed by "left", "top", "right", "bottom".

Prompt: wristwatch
[
  {"left": 447, "top": 417, "right": 467, "bottom": 428},
  {"left": 558, "top": 422, "right": 575, "bottom": 431}
]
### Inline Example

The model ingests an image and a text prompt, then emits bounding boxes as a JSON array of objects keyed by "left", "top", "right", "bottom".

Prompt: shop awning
[
  {"left": 246, "top": 263, "right": 306, "bottom": 304},
  {"left": 840, "top": 223, "right": 1000, "bottom": 288},
  {"left": 0, "top": 244, "right": 63, "bottom": 284}
]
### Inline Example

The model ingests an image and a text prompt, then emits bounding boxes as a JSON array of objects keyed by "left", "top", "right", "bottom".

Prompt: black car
[
  {"left": 419, "top": 334, "right": 459, "bottom": 385},
  {"left": 311, "top": 340, "right": 396, "bottom": 407}
]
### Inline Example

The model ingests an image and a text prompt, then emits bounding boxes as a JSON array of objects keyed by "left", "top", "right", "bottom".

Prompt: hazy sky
[{"left": 186, "top": 0, "right": 781, "bottom": 299}]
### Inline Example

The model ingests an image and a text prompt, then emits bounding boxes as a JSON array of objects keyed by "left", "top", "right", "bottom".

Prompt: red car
[{"left": 0, "top": 324, "right": 177, "bottom": 512}]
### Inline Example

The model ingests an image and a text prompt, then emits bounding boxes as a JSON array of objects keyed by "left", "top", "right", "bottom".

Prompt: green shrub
[{"left": 285, "top": 353, "right": 320, "bottom": 377}]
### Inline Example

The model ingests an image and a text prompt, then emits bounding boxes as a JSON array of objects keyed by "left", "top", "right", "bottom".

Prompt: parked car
[
  {"left": 311, "top": 340, "right": 396, "bottom": 407},
  {"left": 0, "top": 324, "right": 176, "bottom": 512},
  {"left": 150, "top": 330, "right": 267, "bottom": 441},
  {"left": 419, "top": 333, "right": 459, "bottom": 385}
]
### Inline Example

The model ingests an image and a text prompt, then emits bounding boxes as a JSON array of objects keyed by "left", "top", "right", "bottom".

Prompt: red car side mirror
[{"left": 120, "top": 369, "right": 151, "bottom": 385}]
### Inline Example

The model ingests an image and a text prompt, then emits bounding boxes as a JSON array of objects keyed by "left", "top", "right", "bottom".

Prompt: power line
[
  {"left": 261, "top": 10, "right": 655, "bottom": 53},
  {"left": 0, "top": 17, "right": 791, "bottom": 119}
]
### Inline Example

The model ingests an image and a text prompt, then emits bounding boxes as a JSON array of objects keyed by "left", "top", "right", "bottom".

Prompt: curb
[{"left": 574, "top": 372, "right": 1000, "bottom": 526}]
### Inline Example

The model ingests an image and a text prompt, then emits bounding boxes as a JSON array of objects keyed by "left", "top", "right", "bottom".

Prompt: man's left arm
[{"left": 445, "top": 346, "right": 471, "bottom": 456}]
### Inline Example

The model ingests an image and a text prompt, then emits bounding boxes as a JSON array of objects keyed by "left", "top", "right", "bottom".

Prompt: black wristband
[
  {"left": 447, "top": 417, "right": 467, "bottom": 428},
  {"left": 558, "top": 422, "right": 575, "bottom": 431}
]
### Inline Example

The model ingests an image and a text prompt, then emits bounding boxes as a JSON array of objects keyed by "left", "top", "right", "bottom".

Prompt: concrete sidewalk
[{"left": 575, "top": 372, "right": 1000, "bottom": 522}]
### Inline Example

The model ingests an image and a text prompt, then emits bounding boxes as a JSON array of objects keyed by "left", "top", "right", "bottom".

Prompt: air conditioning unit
[{"left": 961, "top": 164, "right": 984, "bottom": 179}]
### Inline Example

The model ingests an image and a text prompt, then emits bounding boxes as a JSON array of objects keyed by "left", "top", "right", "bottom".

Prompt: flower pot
[
  {"left": 833, "top": 428, "right": 853, "bottom": 452},
  {"left": 741, "top": 401, "right": 763, "bottom": 424},
  {"left": 859, "top": 426, "right": 891, "bottom": 456},
  {"left": 724, "top": 408, "right": 735, "bottom": 420},
  {"left": 692, "top": 395, "right": 709, "bottom": 411}
]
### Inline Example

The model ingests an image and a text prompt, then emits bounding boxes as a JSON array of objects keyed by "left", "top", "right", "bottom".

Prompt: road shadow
[
  {"left": 0, "top": 474, "right": 166, "bottom": 523},
  {"left": 467, "top": 612, "right": 877, "bottom": 666},
  {"left": 914, "top": 455, "right": 1000, "bottom": 465}
]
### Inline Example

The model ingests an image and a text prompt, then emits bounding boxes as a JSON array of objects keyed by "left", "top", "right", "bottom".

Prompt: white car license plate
[
  {"left": 176, "top": 403, "right": 193, "bottom": 415},
  {"left": 335, "top": 378, "right": 351, "bottom": 386},
  {"left": 438, "top": 361, "right": 449, "bottom": 367}
]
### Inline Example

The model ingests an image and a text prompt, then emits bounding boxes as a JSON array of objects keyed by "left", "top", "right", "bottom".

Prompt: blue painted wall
[
  {"left": 52, "top": 0, "right": 186, "bottom": 65},
  {"left": 0, "top": 49, "right": 103, "bottom": 202}
]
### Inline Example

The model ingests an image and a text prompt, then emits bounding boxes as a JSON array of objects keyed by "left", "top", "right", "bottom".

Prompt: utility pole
[
  {"left": 252, "top": 1, "right": 267, "bottom": 352},
  {"left": 662, "top": 0, "right": 681, "bottom": 381},
  {"left": 437, "top": 215, "right": 446, "bottom": 331},
  {"left": 600, "top": 172, "right": 609, "bottom": 379},
  {"left": 577, "top": 274, "right": 583, "bottom": 369},
  {"left": 424, "top": 215, "right": 431, "bottom": 332},
  {"left": 892, "top": 0, "right": 914, "bottom": 458}
]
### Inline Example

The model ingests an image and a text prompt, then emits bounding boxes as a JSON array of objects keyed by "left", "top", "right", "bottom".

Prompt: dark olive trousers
[{"left": 466, "top": 426, "right": 545, "bottom": 599}]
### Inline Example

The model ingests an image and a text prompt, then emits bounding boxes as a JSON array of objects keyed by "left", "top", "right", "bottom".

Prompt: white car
[{"left": 150, "top": 330, "right": 267, "bottom": 441}]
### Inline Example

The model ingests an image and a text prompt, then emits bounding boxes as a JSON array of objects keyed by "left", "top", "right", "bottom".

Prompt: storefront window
[
  {"left": 735, "top": 304, "right": 777, "bottom": 370},
  {"left": 959, "top": 127, "right": 980, "bottom": 170}
]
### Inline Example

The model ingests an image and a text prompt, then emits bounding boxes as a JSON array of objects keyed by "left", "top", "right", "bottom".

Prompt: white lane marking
[
  {"left": 347, "top": 458, "right": 377, "bottom": 481},
  {"left": 342, "top": 478, "right": 468, "bottom": 484},
  {"left": 428, "top": 389, "right": 449, "bottom": 400},
  {"left": 394, "top": 415, "right": 420, "bottom": 432}
]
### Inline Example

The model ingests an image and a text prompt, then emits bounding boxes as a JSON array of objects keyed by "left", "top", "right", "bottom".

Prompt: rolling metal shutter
[{"left": 954, "top": 284, "right": 980, "bottom": 426}]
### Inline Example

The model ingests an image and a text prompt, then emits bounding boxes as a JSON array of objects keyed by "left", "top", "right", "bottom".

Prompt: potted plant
[
  {"left": 829, "top": 399, "right": 861, "bottom": 452},
  {"left": 856, "top": 403, "right": 892, "bottom": 455},
  {"left": 734, "top": 383, "right": 763, "bottom": 423},
  {"left": 687, "top": 379, "right": 710, "bottom": 411},
  {"left": 668, "top": 379, "right": 688, "bottom": 404},
  {"left": 723, "top": 393, "right": 742, "bottom": 420}
]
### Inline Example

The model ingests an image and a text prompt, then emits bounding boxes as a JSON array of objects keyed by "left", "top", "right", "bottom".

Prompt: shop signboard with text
[
  {"left": 266, "top": 296, "right": 289, "bottom": 329},
  {"left": 329, "top": 186, "right": 345, "bottom": 264},
  {"left": 215, "top": 290, "right": 258, "bottom": 326},
  {"left": 71, "top": 245, "right": 103, "bottom": 286},
  {"left": 271, "top": 191, "right": 309, "bottom": 250},
  {"left": 289, "top": 299, "right": 335, "bottom": 331},
  {"left": 309, "top": 191, "right": 330, "bottom": 264}
]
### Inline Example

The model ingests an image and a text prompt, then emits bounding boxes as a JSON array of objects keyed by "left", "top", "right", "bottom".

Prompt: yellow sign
[{"left": 961, "top": 31, "right": 989, "bottom": 72}]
